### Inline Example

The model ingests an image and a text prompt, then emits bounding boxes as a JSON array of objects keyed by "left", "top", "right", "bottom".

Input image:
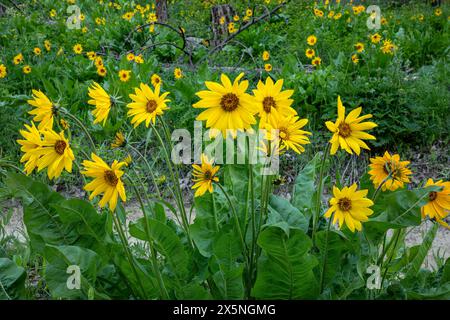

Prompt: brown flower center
[
  {"left": 146, "top": 99, "right": 157, "bottom": 113},
  {"left": 204, "top": 170, "right": 212, "bottom": 180},
  {"left": 104, "top": 170, "right": 119, "bottom": 186},
  {"left": 262, "top": 96, "right": 276, "bottom": 113},
  {"left": 338, "top": 197, "right": 352, "bottom": 211},
  {"left": 54, "top": 140, "right": 67, "bottom": 155},
  {"left": 338, "top": 122, "right": 351, "bottom": 138},
  {"left": 429, "top": 191, "right": 437, "bottom": 202},
  {"left": 220, "top": 93, "right": 239, "bottom": 112}
]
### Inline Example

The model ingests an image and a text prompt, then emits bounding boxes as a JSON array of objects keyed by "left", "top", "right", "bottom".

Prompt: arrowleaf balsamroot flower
[
  {"left": 193, "top": 73, "right": 256, "bottom": 138},
  {"left": 88, "top": 82, "right": 112, "bottom": 126},
  {"left": 35, "top": 129, "right": 75, "bottom": 179},
  {"left": 252, "top": 77, "right": 297, "bottom": 128},
  {"left": 421, "top": 179, "right": 450, "bottom": 228},
  {"left": 192, "top": 154, "right": 220, "bottom": 197},
  {"left": 368, "top": 151, "right": 412, "bottom": 191},
  {"left": 17, "top": 122, "right": 43, "bottom": 175},
  {"left": 27, "top": 90, "right": 56, "bottom": 130},
  {"left": 265, "top": 113, "right": 311, "bottom": 155},
  {"left": 325, "top": 96, "right": 377, "bottom": 155},
  {"left": 324, "top": 184, "right": 374, "bottom": 232},
  {"left": 127, "top": 83, "right": 170, "bottom": 128},
  {"left": 82, "top": 154, "right": 127, "bottom": 212}
]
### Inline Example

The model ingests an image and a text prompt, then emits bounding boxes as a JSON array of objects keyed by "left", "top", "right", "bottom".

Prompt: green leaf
[
  {"left": 129, "top": 217, "right": 189, "bottom": 279},
  {"left": 266, "top": 195, "right": 308, "bottom": 234},
  {"left": 291, "top": 154, "right": 320, "bottom": 224},
  {"left": 0, "top": 258, "right": 26, "bottom": 300},
  {"left": 405, "top": 223, "right": 438, "bottom": 278},
  {"left": 210, "top": 231, "right": 245, "bottom": 299},
  {"left": 252, "top": 227, "right": 319, "bottom": 299},
  {"left": 44, "top": 245, "right": 108, "bottom": 299},
  {"left": 191, "top": 191, "right": 228, "bottom": 257}
]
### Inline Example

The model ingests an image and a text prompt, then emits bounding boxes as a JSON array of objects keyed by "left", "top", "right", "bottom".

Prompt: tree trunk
[
  {"left": 156, "top": 0, "right": 168, "bottom": 23},
  {"left": 210, "top": 4, "right": 235, "bottom": 47}
]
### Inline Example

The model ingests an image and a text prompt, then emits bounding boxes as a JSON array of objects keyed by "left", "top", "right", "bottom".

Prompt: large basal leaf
[
  {"left": 52, "top": 199, "right": 110, "bottom": 253},
  {"left": 44, "top": 245, "right": 108, "bottom": 299},
  {"left": 365, "top": 186, "right": 440, "bottom": 242},
  {"left": 210, "top": 231, "right": 245, "bottom": 299},
  {"left": 314, "top": 230, "right": 348, "bottom": 291},
  {"left": 129, "top": 217, "right": 189, "bottom": 280},
  {"left": 405, "top": 223, "right": 438, "bottom": 279},
  {"left": 291, "top": 153, "right": 320, "bottom": 224},
  {"left": 252, "top": 227, "right": 319, "bottom": 299},
  {"left": 4, "top": 173, "right": 75, "bottom": 252},
  {"left": 190, "top": 191, "right": 228, "bottom": 257},
  {"left": 0, "top": 258, "right": 26, "bottom": 300},
  {"left": 266, "top": 195, "right": 308, "bottom": 234}
]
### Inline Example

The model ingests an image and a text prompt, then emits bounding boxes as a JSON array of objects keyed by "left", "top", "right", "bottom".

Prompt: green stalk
[
  {"left": 60, "top": 109, "right": 96, "bottom": 153},
  {"left": 246, "top": 163, "right": 256, "bottom": 298},
  {"left": 128, "top": 143, "right": 162, "bottom": 199},
  {"left": 378, "top": 228, "right": 402, "bottom": 294},
  {"left": 211, "top": 193, "right": 219, "bottom": 232},
  {"left": 112, "top": 213, "right": 147, "bottom": 299},
  {"left": 312, "top": 143, "right": 331, "bottom": 245},
  {"left": 150, "top": 122, "right": 193, "bottom": 247},
  {"left": 217, "top": 183, "right": 247, "bottom": 257},
  {"left": 319, "top": 215, "right": 332, "bottom": 293},
  {"left": 128, "top": 177, "right": 169, "bottom": 299}
]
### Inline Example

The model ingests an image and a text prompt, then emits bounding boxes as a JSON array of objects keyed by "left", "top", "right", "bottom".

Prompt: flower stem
[
  {"left": 60, "top": 109, "right": 96, "bottom": 153},
  {"left": 312, "top": 143, "right": 331, "bottom": 246},
  {"left": 217, "top": 183, "right": 247, "bottom": 257},
  {"left": 319, "top": 215, "right": 332, "bottom": 293}
]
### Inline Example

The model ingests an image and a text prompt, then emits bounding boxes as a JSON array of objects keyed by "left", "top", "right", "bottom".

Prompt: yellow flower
[
  {"left": 246, "top": 8, "right": 253, "bottom": 17},
  {"left": 369, "top": 151, "right": 412, "bottom": 191},
  {"left": 324, "top": 184, "right": 374, "bottom": 232},
  {"left": 192, "top": 154, "right": 220, "bottom": 197},
  {"left": 265, "top": 113, "right": 311, "bottom": 155},
  {"left": 151, "top": 73, "right": 162, "bottom": 87},
  {"left": 34, "top": 129, "right": 75, "bottom": 180},
  {"left": 325, "top": 96, "right": 377, "bottom": 155},
  {"left": 351, "top": 54, "right": 359, "bottom": 64},
  {"left": 370, "top": 33, "right": 382, "bottom": 44},
  {"left": 233, "top": 15, "right": 240, "bottom": 21},
  {"left": 264, "top": 63, "right": 272, "bottom": 72},
  {"left": 174, "top": 67, "right": 183, "bottom": 79},
  {"left": 33, "top": 47, "right": 42, "bottom": 55},
  {"left": 127, "top": 83, "right": 170, "bottom": 128},
  {"left": 97, "top": 66, "right": 107, "bottom": 77},
  {"left": 334, "top": 13, "right": 342, "bottom": 20},
  {"left": 134, "top": 55, "right": 144, "bottom": 64},
  {"left": 123, "top": 154, "right": 132, "bottom": 166},
  {"left": 307, "top": 35, "right": 317, "bottom": 46},
  {"left": 122, "top": 12, "right": 134, "bottom": 21},
  {"left": 314, "top": 8, "right": 324, "bottom": 17},
  {"left": 73, "top": 44, "right": 83, "bottom": 54},
  {"left": 88, "top": 82, "right": 111, "bottom": 126},
  {"left": 81, "top": 153, "right": 127, "bottom": 212},
  {"left": 435, "top": 8, "right": 442, "bottom": 16},
  {"left": 50, "top": 9, "right": 57, "bottom": 17},
  {"left": 82, "top": 27, "right": 88, "bottom": 33},
  {"left": 118, "top": 70, "right": 131, "bottom": 82},
  {"left": 44, "top": 40, "right": 51, "bottom": 52},
  {"left": 252, "top": 77, "right": 297, "bottom": 128},
  {"left": 111, "top": 131, "right": 126, "bottom": 149},
  {"left": 262, "top": 50, "right": 270, "bottom": 61},
  {"left": 27, "top": 90, "right": 55, "bottom": 130},
  {"left": 16, "top": 122, "right": 43, "bottom": 175},
  {"left": 354, "top": 42, "right": 364, "bottom": 53},
  {"left": 86, "top": 51, "right": 97, "bottom": 60},
  {"left": 126, "top": 53, "right": 135, "bottom": 61},
  {"left": 219, "top": 16, "right": 225, "bottom": 25},
  {"left": 228, "top": 22, "right": 236, "bottom": 33},
  {"left": 0, "top": 64, "right": 7, "bottom": 78},
  {"left": 381, "top": 39, "right": 397, "bottom": 55},
  {"left": 193, "top": 73, "right": 257, "bottom": 138},
  {"left": 421, "top": 179, "right": 450, "bottom": 228},
  {"left": 13, "top": 53, "right": 23, "bottom": 65},
  {"left": 305, "top": 48, "right": 315, "bottom": 59},
  {"left": 94, "top": 56, "right": 103, "bottom": 67},
  {"left": 381, "top": 17, "right": 387, "bottom": 25},
  {"left": 23, "top": 65, "right": 32, "bottom": 74},
  {"left": 312, "top": 57, "right": 321, "bottom": 66},
  {"left": 60, "top": 119, "right": 70, "bottom": 130}
]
